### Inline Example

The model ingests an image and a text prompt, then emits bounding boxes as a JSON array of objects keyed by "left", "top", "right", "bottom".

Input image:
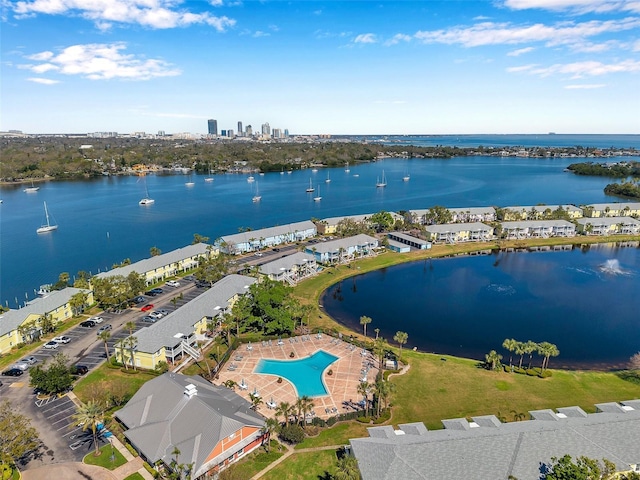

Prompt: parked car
[
  {"left": 96, "top": 324, "right": 112, "bottom": 335},
  {"left": 273, "top": 248, "right": 281, "bottom": 252},
  {"left": 80, "top": 320, "right": 96, "bottom": 328},
  {"left": 150, "top": 288, "right": 163, "bottom": 295},
  {"left": 11, "top": 362, "right": 30, "bottom": 371},
  {"left": 145, "top": 290, "right": 158, "bottom": 296},
  {"left": 20, "top": 356, "right": 38, "bottom": 365},
  {"left": 254, "top": 252, "right": 263, "bottom": 257},
  {"left": 149, "top": 311, "right": 164, "bottom": 319},
  {"left": 53, "top": 336, "right": 71, "bottom": 344},
  {"left": 195, "top": 280, "right": 212, "bottom": 288},
  {"left": 2, "top": 368, "right": 24, "bottom": 377},
  {"left": 43, "top": 341, "right": 59, "bottom": 349},
  {"left": 184, "top": 275, "right": 195, "bottom": 282},
  {"left": 141, "top": 316, "right": 157, "bottom": 323},
  {"left": 166, "top": 280, "right": 180, "bottom": 287},
  {"left": 89, "top": 316, "right": 104, "bottom": 324},
  {"left": 141, "top": 304, "right": 154, "bottom": 312},
  {"left": 157, "top": 309, "right": 170, "bottom": 316},
  {"left": 70, "top": 365, "right": 88, "bottom": 375},
  {"left": 131, "top": 296, "right": 146, "bottom": 304}
]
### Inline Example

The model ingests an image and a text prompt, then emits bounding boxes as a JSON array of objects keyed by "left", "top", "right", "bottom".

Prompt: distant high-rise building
[
  {"left": 284, "top": 129, "right": 289, "bottom": 138},
  {"left": 246, "top": 125, "right": 253, "bottom": 136},
  {"left": 261, "top": 122, "right": 271, "bottom": 136},
  {"left": 237, "top": 121, "right": 243, "bottom": 135},
  {"left": 207, "top": 119, "right": 218, "bottom": 136},
  {"left": 221, "top": 129, "right": 227, "bottom": 137},
  {"left": 273, "top": 128, "right": 282, "bottom": 139},
  {"left": 227, "top": 129, "right": 234, "bottom": 138}
]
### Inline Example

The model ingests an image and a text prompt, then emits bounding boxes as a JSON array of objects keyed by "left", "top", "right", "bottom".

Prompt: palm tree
[
  {"left": 116, "top": 339, "right": 128, "bottom": 370},
  {"left": 374, "top": 328, "right": 380, "bottom": 340},
  {"left": 275, "top": 401, "right": 294, "bottom": 427},
  {"left": 515, "top": 341, "right": 526, "bottom": 369},
  {"left": 334, "top": 453, "right": 360, "bottom": 480},
  {"left": 150, "top": 246, "right": 161, "bottom": 257},
  {"left": 249, "top": 393, "right": 263, "bottom": 411},
  {"left": 261, "top": 418, "right": 279, "bottom": 452},
  {"left": 359, "top": 315, "right": 372, "bottom": 338},
  {"left": 357, "top": 381, "right": 371, "bottom": 417},
  {"left": 538, "top": 342, "right": 560, "bottom": 371},
  {"left": 72, "top": 400, "right": 103, "bottom": 456},
  {"left": 373, "top": 337, "right": 387, "bottom": 371},
  {"left": 502, "top": 338, "right": 517, "bottom": 370},
  {"left": 299, "top": 396, "right": 315, "bottom": 429},
  {"left": 524, "top": 340, "right": 538, "bottom": 370},
  {"left": 124, "top": 335, "right": 138, "bottom": 371},
  {"left": 393, "top": 331, "right": 408, "bottom": 359},
  {"left": 98, "top": 330, "right": 111, "bottom": 362},
  {"left": 125, "top": 321, "right": 136, "bottom": 336},
  {"left": 485, "top": 350, "right": 502, "bottom": 371}
]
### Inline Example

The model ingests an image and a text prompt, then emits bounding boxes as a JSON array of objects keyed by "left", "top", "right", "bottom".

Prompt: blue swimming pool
[{"left": 255, "top": 350, "right": 338, "bottom": 397}]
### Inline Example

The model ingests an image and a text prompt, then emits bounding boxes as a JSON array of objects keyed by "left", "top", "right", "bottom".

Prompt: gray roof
[
  {"left": 503, "top": 204, "right": 582, "bottom": 213},
  {"left": 388, "top": 232, "right": 430, "bottom": 246},
  {"left": 585, "top": 202, "right": 640, "bottom": 211},
  {"left": 424, "top": 222, "right": 493, "bottom": 234},
  {"left": 501, "top": 219, "right": 576, "bottom": 229},
  {"left": 350, "top": 402, "right": 640, "bottom": 480},
  {"left": 310, "top": 234, "right": 378, "bottom": 254},
  {"left": 0, "top": 287, "right": 90, "bottom": 337},
  {"left": 410, "top": 207, "right": 495, "bottom": 217},
  {"left": 95, "top": 243, "right": 211, "bottom": 279},
  {"left": 219, "top": 221, "right": 316, "bottom": 246},
  {"left": 135, "top": 275, "right": 256, "bottom": 354},
  {"left": 259, "top": 252, "right": 315, "bottom": 276},
  {"left": 576, "top": 216, "right": 640, "bottom": 226},
  {"left": 115, "top": 373, "right": 264, "bottom": 476}
]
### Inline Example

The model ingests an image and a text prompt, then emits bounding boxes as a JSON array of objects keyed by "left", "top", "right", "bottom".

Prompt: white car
[
  {"left": 44, "top": 341, "right": 59, "bottom": 349},
  {"left": 53, "top": 336, "right": 71, "bottom": 344},
  {"left": 166, "top": 280, "right": 180, "bottom": 287},
  {"left": 90, "top": 316, "right": 104, "bottom": 324},
  {"left": 254, "top": 252, "right": 263, "bottom": 257}
]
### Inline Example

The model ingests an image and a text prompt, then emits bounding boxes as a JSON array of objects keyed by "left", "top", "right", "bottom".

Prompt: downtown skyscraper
[{"left": 207, "top": 119, "right": 218, "bottom": 136}]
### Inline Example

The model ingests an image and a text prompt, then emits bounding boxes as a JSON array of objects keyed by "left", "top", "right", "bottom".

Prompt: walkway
[{"left": 250, "top": 443, "right": 344, "bottom": 480}]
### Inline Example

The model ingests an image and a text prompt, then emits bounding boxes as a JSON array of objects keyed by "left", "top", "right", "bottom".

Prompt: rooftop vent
[{"left": 184, "top": 384, "right": 198, "bottom": 398}]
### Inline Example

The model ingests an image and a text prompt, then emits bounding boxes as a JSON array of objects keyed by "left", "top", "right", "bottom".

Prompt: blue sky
[{"left": 1, "top": 0, "right": 639, "bottom": 135}]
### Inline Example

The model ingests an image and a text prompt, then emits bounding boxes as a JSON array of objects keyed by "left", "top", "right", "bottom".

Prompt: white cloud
[
  {"left": 27, "top": 51, "right": 54, "bottom": 61},
  {"left": 508, "top": 59, "right": 640, "bottom": 77},
  {"left": 564, "top": 83, "right": 607, "bottom": 88},
  {"left": 414, "top": 18, "right": 640, "bottom": 48},
  {"left": 507, "top": 46, "right": 535, "bottom": 56},
  {"left": 269, "top": 24, "right": 279, "bottom": 32},
  {"left": 21, "top": 42, "right": 181, "bottom": 80},
  {"left": 27, "top": 77, "right": 59, "bottom": 84},
  {"left": 252, "top": 31, "right": 269, "bottom": 37},
  {"left": 354, "top": 33, "right": 377, "bottom": 44},
  {"left": 385, "top": 34, "right": 412, "bottom": 46},
  {"left": 502, "top": 0, "right": 640, "bottom": 14},
  {"left": 12, "top": 0, "right": 236, "bottom": 31}
]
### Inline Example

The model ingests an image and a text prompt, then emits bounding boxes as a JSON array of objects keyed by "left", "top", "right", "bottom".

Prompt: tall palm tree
[
  {"left": 359, "top": 316, "right": 372, "bottom": 338},
  {"left": 98, "top": 330, "right": 111, "bottom": 362},
  {"left": 502, "top": 338, "right": 517, "bottom": 370},
  {"left": 357, "top": 381, "right": 371, "bottom": 417},
  {"left": 124, "top": 335, "right": 138, "bottom": 371},
  {"left": 125, "top": 321, "right": 136, "bottom": 336},
  {"left": 373, "top": 337, "right": 387, "bottom": 371},
  {"left": 538, "top": 342, "right": 560, "bottom": 371},
  {"left": 485, "top": 350, "right": 502, "bottom": 371},
  {"left": 261, "top": 418, "right": 279, "bottom": 452},
  {"left": 117, "top": 339, "right": 128, "bottom": 370},
  {"left": 72, "top": 400, "right": 103, "bottom": 456},
  {"left": 374, "top": 328, "right": 380, "bottom": 340},
  {"left": 299, "top": 396, "right": 315, "bottom": 429},
  {"left": 275, "top": 401, "right": 294, "bottom": 427},
  {"left": 334, "top": 453, "right": 360, "bottom": 480},
  {"left": 249, "top": 393, "right": 263, "bottom": 411},
  {"left": 393, "top": 331, "right": 408, "bottom": 359},
  {"left": 515, "top": 341, "right": 526, "bottom": 369},
  {"left": 524, "top": 340, "right": 538, "bottom": 370}
]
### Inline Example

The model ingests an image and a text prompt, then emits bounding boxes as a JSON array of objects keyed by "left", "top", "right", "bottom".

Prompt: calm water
[
  {"left": 255, "top": 350, "right": 338, "bottom": 397},
  {"left": 322, "top": 244, "right": 640, "bottom": 369},
  {"left": 0, "top": 154, "right": 638, "bottom": 307}
]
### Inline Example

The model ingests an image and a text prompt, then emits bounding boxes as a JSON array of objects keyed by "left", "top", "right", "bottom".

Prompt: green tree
[
  {"left": 275, "top": 401, "right": 295, "bottom": 428},
  {"left": 502, "top": 338, "right": 518, "bottom": 370},
  {"left": 369, "top": 211, "right": 394, "bottom": 232},
  {"left": 149, "top": 246, "right": 161, "bottom": 257},
  {"left": 0, "top": 401, "right": 41, "bottom": 468},
  {"left": 524, "top": 340, "right": 538, "bottom": 370},
  {"left": 72, "top": 400, "right": 104, "bottom": 456},
  {"left": 485, "top": 350, "right": 503, "bottom": 371},
  {"left": 515, "top": 341, "right": 526, "bottom": 369},
  {"left": 38, "top": 312, "right": 55, "bottom": 335},
  {"left": 69, "top": 291, "right": 89, "bottom": 317},
  {"left": 538, "top": 342, "right": 560, "bottom": 371},
  {"left": 357, "top": 381, "right": 371, "bottom": 417},
  {"left": 359, "top": 315, "right": 372, "bottom": 338},
  {"left": 98, "top": 330, "right": 111, "bottom": 362},
  {"left": 53, "top": 272, "right": 70, "bottom": 290},
  {"left": 373, "top": 337, "right": 387, "bottom": 371},
  {"left": 192, "top": 233, "right": 210, "bottom": 245},
  {"left": 29, "top": 353, "right": 74, "bottom": 395},
  {"left": 543, "top": 454, "right": 616, "bottom": 480},
  {"left": 334, "top": 451, "right": 360, "bottom": 480},
  {"left": 279, "top": 424, "right": 305, "bottom": 444},
  {"left": 393, "top": 331, "right": 408, "bottom": 358},
  {"left": 249, "top": 393, "right": 263, "bottom": 411},
  {"left": 261, "top": 418, "right": 280, "bottom": 453},
  {"left": 423, "top": 205, "right": 453, "bottom": 225},
  {"left": 124, "top": 335, "right": 138, "bottom": 371}
]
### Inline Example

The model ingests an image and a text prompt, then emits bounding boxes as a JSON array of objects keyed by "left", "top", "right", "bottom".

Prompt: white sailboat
[
  {"left": 403, "top": 171, "right": 410, "bottom": 181},
  {"left": 139, "top": 185, "right": 154, "bottom": 205},
  {"left": 376, "top": 170, "right": 387, "bottom": 188},
  {"left": 306, "top": 178, "right": 315, "bottom": 193},
  {"left": 325, "top": 171, "right": 331, "bottom": 183},
  {"left": 314, "top": 186, "right": 322, "bottom": 202},
  {"left": 204, "top": 165, "right": 214, "bottom": 182},
  {"left": 345, "top": 162, "right": 350, "bottom": 173},
  {"left": 24, "top": 181, "right": 40, "bottom": 193},
  {"left": 185, "top": 174, "right": 195, "bottom": 187},
  {"left": 247, "top": 175, "right": 255, "bottom": 183},
  {"left": 37, "top": 202, "right": 58, "bottom": 233},
  {"left": 252, "top": 181, "right": 262, "bottom": 203}
]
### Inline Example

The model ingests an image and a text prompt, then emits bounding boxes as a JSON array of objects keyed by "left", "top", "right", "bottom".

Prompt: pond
[{"left": 321, "top": 243, "right": 640, "bottom": 370}]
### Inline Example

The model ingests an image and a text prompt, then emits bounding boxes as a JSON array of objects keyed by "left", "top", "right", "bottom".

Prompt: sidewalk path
[{"left": 250, "top": 444, "right": 343, "bottom": 479}]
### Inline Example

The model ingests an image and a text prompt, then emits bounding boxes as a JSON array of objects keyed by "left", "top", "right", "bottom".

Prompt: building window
[{"left": 237, "top": 448, "right": 245, "bottom": 457}]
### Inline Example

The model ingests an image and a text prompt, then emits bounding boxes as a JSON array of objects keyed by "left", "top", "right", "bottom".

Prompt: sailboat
[
  {"left": 345, "top": 162, "right": 350, "bottom": 173},
  {"left": 204, "top": 165, "right": 214, "bottom": 182},
  {"left": 252, "top": 181, "right": 262, "bottom": 203},
  {"left": 403, "top": 171, "right": 410, "bottom": 182},
  {"left": 37, "top": 202, "right": 58, "bottom": 233},
  {"left": 139, "top": 183, "right": 154, "bottom": 205},
  {"left": 185, "top": 173, "right": 195, "bottom": 187},
  {"left": 306, "top": 178, "right": 315, "bottom": 193},
  {"left": 247, "top": 175, "right": 255, "bottom": 183},
  {"left": 376, "top": 170, "right": 387, "bottom": 188},
  {"left": 314, "top": 186, "right": 322, "bottom": 202},
  {"left": 24, "top": 181, "right": 39, "bottom": 193},
  {"left": 325, "top": 171, "right": 331, "bottom": 183}
]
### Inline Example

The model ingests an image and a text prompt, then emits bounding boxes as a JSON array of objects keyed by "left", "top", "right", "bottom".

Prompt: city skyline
[{"left": 2, "top": 1, "right": 639, "bottom": 135}]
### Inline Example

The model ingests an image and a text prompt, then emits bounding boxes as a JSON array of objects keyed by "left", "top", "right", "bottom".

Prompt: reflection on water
[{"left": 322, "top": 243, "right": 640, "bottom": 370}]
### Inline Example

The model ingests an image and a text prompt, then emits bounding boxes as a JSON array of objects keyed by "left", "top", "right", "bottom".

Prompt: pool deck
[{"left": 215, "top": 334, "right": 379, "bottom": 419}]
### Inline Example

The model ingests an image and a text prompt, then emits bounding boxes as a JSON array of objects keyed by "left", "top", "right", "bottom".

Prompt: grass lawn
[
  {"left": 261, "top": 450, "right": 339, "bottom": 480},
  {"left": 73, "top": 362, "right": 159, "bottom": 405},
  {"left": 123, "top": 473, "right": 145, "bottom": 480},
  {"left": 83, "top": 443, "right": 127, "bottom": 469},
  {"left": 221, "top": 441, "right": 285, "bottom": 479},
  {"left": 295, "top": 422, "right": 370, "bottom": 449}
]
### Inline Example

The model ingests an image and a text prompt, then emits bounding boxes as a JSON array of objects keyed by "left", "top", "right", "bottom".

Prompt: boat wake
[
  {"left": 485, "top": 284, "right": 516, "bottom": 296},
  {"left": 598, "top": 259, "right": 631, "bottom": 276}
]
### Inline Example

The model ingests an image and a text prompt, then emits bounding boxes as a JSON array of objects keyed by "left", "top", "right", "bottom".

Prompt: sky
[{"left": 1, "top": 0, "right": 639, "bottom": 135}]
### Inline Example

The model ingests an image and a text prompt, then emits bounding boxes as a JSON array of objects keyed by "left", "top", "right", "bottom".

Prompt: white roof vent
[{"left": 184, "top": 384, "right": 198, "bottom": 397}]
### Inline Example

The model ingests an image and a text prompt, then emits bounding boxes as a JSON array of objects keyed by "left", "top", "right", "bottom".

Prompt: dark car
[
  {"left": 131, "top": 296, "right": 146, "bottom": 304},
  {"left": 195, "top": 280, "right": 212, "bottom": 288},
  {"left": 145, "top": 290, "right": 158, "bottom": 296},
  {"left": 80, "top": 320, "right": 96, "bottom": 328},
  {"left": 70, "top": 365, "right": 88, "bottom": 375},
  {"left": 273, "top": 248, "right": 281, "bottom": 252},
  {"left": 150, "top": 288, "right": 163, "bottom": 295},
  {"left": 2, "top": 368, "right": 24, "bottom": 377},
  {"left": 96, "top": 324, "right": 112, "bottom": 335},
  {"left": 184, "top": 275, "right": 195, "bottom": 282}
]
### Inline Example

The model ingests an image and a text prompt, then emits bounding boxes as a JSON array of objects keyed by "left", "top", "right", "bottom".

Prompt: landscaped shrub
[
  {"left": 326, "top": 416, "right": 337, "bottom": 427},
  {"left": 373, "top": 409, "right": 391, "bottom": 424},
  {"left": 540, "top": 370, "right": 553, "bottom": 378},
  {"left": 356, "top": 416, "right": 371, "bottom": 423},
  {"left": 526, "top": 368, "right": 540, "bottom": 376},
  {"left": 279, "top": 424, "right": 305, "bottom": 444}
]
